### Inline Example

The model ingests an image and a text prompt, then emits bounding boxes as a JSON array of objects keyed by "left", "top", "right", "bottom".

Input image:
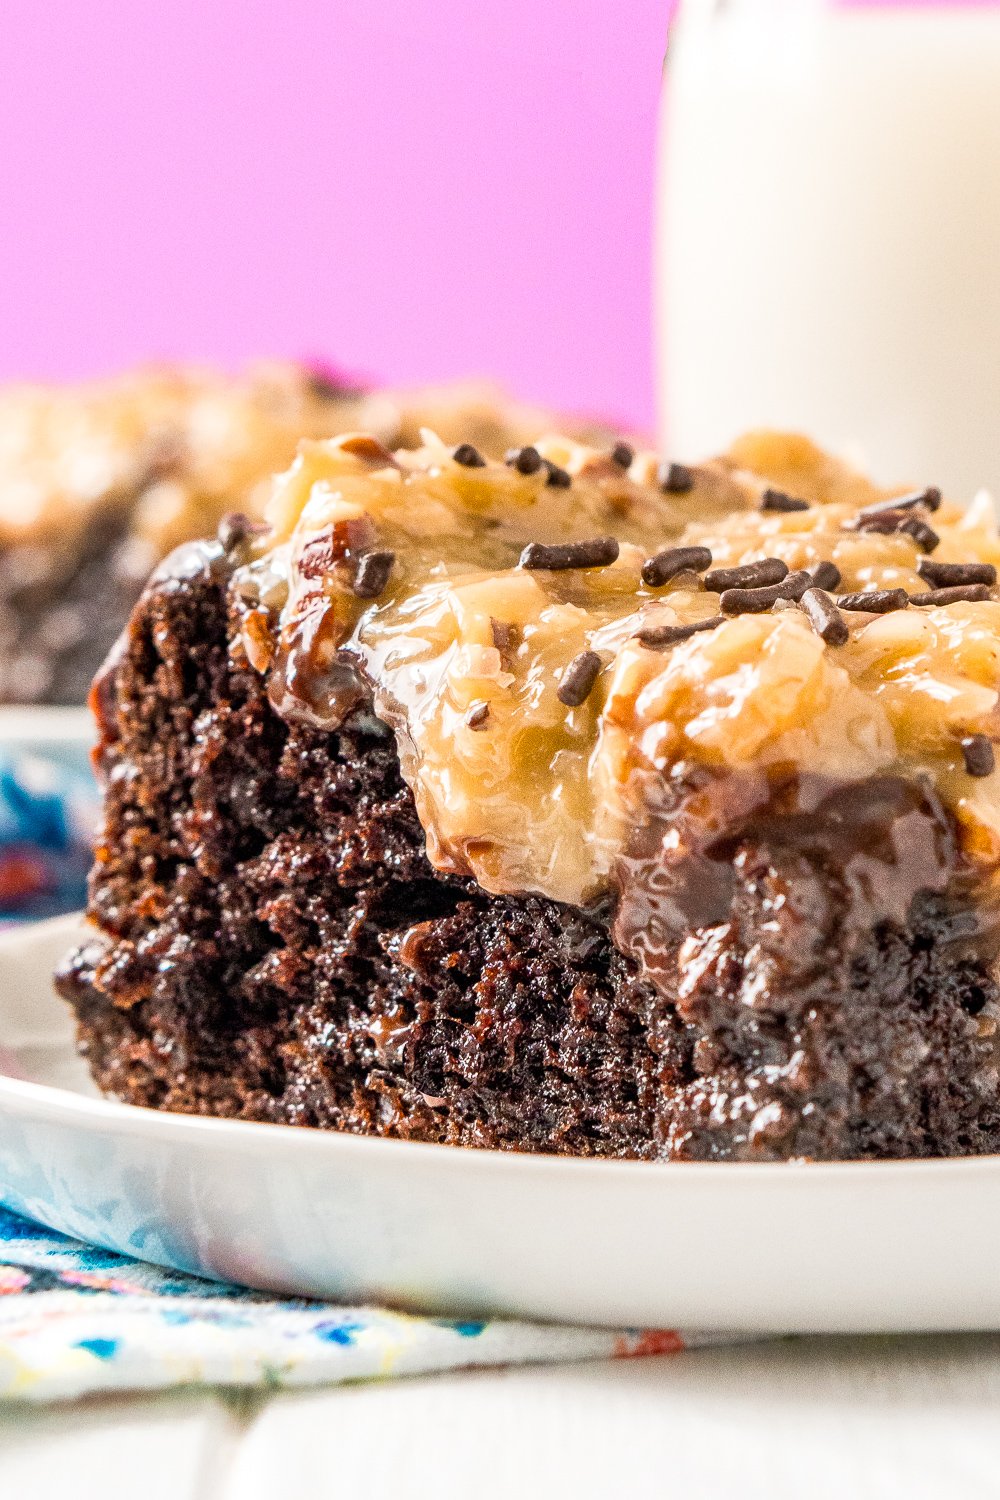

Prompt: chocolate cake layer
[{"left": 56, "top": 547, "right": 1000, "bottom": 1160}]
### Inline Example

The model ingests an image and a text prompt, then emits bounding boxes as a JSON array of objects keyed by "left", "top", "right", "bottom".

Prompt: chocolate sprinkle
[
  {"left": 520, "top": 536, "right": 620, "bottom": 571},
  {"left": 611, "top": 441, "right": 634, "bottom": 470},
  {"left": 780, "top": 571, "right": 814, "bottom": 600},
  {"left": 658, "top": 461, "right": 695, "bottom": 494},
  {"left": 899, "top": 516, "right": 940, "bottom": 553},
  {"left": 704, "top": 557, "right": 788, "bottom": 593},
  {"left": 641, "top": 545, "right": 713, "bottom": 589},
  {"left": 856, "top": 509, "right": 939, "bottom": 552},
  {"left": 556, "top": 650, "right": 603, "bottom": 707},
  {"left": 856, "top": 510, "right": 910, "bottom": 535},
  {"left": 836, "top": 588, "right": 910, "bottom": 614},
  {"left": 917, "top": 558, "right": 997, "bottom": 589},
  {"left": 858, "top": 487, "right": 942, "bottom": 519},
  {"left": 217, "top": 512, "right": 262, "bottom": 554},
  {"left": 908, "top": 584, "right": 992, "bottom": 606},
  {"left": 352, "top": 550, "right": 395, "bottom": 599},
  {"left": 543, "top": 460, "right": 572, "bottom": 489},
  {"left": 467, "top": 701, "right": 490, "bottom": 731},
  {"left": 453, "top": 443, "right": 487, "bottom": 468},
  {"left": 760, "top": 488, "right": 809, "bottom": 513},
  {"left": 962, "top": 734, "right": 995, "bottom": 777},
  {"left": 810, "top": 560, "right": 842, "bottom": 592},
  {"left": 506, "top": 445, "right": 544, "bottom": 476},
  {"left": 800, "top": 587, "right": 849, "bottom": 646},
  {"left": 635, "top": 615, "right": 724, "bottom": 649},
  {"left": 719, "top": 571, "right": 812, "bottom": 615}
]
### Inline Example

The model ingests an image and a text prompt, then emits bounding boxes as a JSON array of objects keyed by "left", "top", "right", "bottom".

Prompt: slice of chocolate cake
[
  {"left": 56, "top": 429, "right": 1000, "bottom": 1160},
  {"left": 0, "top": 364, "right": 622, "bottom": 704}
]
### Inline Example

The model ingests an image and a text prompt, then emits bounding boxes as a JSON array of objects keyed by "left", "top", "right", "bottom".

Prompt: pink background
[{"left": 0, "top": 2, "right": 672, "bottom": 432}]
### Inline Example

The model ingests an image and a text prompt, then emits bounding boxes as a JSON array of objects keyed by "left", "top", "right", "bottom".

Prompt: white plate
[
  {"left": 2, "top": 915, "right": 1000, "bottom": 1333},
  {"left": 0, "top": 705, "right": 93, "bottom": 749}
]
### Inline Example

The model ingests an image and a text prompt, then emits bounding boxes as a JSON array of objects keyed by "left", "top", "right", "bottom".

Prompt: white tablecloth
[{"left": 5, "top": 1335, "right": 1000, "bottom": 1498}]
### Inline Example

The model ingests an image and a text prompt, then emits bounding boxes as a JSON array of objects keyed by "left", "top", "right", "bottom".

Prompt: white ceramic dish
[
  {"left": 0, "top": 705, "right": 93, "bottom": 749},
  {"left": 2, "top": 914, "right": 1000, "bottom": 1333}
]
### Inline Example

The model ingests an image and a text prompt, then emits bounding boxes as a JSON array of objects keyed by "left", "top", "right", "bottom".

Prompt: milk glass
[{"left": 657, "top": 0, "right": 1000, "bottom": 499}]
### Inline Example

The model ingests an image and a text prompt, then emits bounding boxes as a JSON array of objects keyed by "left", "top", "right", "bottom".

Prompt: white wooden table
[{"left": 4, "top": 1335, "right": 1000, "bottom": 1498}]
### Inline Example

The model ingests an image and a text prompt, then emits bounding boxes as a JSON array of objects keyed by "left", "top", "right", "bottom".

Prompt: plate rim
[{"left": 0, "top": 705, "right": 93, "bottom": 743}]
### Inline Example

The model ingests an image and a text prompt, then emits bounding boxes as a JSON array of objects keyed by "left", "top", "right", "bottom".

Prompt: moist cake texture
[
  {"left": 57, "top": 429, "right": 1000, "bottom": 1160},
  {"left": 0, "top": 364, "right": 620, "bottom": 704}
]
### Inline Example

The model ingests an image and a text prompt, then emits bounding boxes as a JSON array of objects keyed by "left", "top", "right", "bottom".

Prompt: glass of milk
[{"left": 657, "top": 0, "right": 1000, "bottom": 500}]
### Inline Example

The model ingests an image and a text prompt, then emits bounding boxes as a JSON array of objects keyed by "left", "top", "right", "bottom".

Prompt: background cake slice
[{"left": 0, "top": 363, "right": 623, "bottom": 704}]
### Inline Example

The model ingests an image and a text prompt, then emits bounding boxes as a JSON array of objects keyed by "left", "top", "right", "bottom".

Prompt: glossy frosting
[{"left": 233, "top": 429, "right": 1000, "bottom": 913}]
